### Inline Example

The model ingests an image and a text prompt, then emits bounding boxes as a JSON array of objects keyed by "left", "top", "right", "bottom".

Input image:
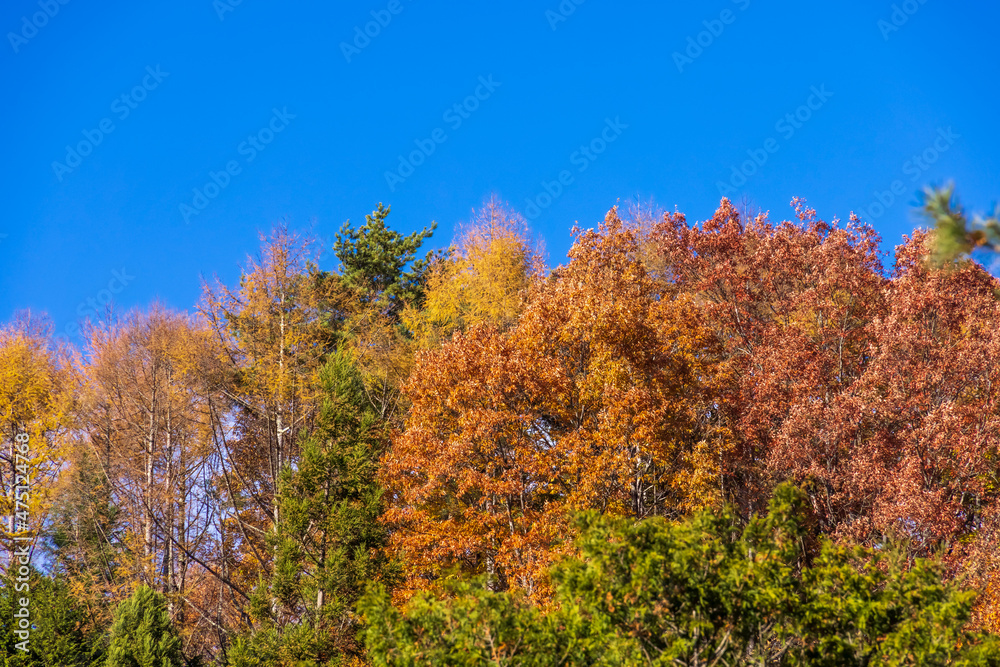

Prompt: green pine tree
[
  {"left": 105, "top": 586, "right": 184, "bottom": 667},
  {"left": 332, "top": 203, "right": 436, "bottom": 320},
  {"left": 361, "top": 485, "right": 1000, "bottom": 666},
  {"left": 922, "top": 184, "right": 1000, "bottom": 267},
  {"left": 0, "top": 570, "right": 107, "bottom": 666},
  {"left": 230, "top": 349, "right": 395, "bottom": 666}
]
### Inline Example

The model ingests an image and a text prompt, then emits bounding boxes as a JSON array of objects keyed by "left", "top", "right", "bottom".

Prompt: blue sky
[{"left": 2, "top": 0, "right": 997, "bottom": 342}]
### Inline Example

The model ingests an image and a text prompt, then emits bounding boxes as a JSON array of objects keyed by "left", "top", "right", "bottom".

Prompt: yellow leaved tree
[
  {"left": 403, "top": 196, "right": 545, "bottom": 349},
  {"left": 0, "top": 314, "right": 75, "bottom": 570},
  {"left": 199, "top": 225, "right": 338, "bottom": 616}
]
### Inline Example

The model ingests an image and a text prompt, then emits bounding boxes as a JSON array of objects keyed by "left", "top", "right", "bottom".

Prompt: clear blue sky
[{"left": 2, "top": 0, "right": 998, "bottom": 342}]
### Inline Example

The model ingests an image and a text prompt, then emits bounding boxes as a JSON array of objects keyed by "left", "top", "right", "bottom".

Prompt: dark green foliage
[
  {"left": 360, "top": 581, "right": 566, "bottom": 667},
  {"left": 0, "top": 570, "right": 107, "bottom": 666},
  {"left": 105, "top": 585, "right": 183, "bottom": 667},
  {"left": 231, "top": 349, "right": 395, "bottom": 666},
  {"left": 361, "top": 485, "right": 1000, "bottom": 666},
  {"left": 333, "top": 203, "right": 436, "bottom": 318},
  {"left": 226, "top": 625, "right": 336, "bottom": 667},
  {"left": 793, "top": 542, "right": 998, "bottom": 666},
  {"left": 223, "top": 627, "right": 280, "bottom": 667},
  {"left": 546, "top": 484, "right": 809, "bottom": 665}
]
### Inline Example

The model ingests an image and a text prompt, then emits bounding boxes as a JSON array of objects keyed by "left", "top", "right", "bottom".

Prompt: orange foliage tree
[
  {"left": 645, "top": 200, "right": 1000, "bottom": 554},
  {"left": 383, "top": 209, "right": 726, "bottom": 600},
  {"left": 385, "top": 196, "right": 1000, "bottom": 616},
  {"left": 645, "top": 198, "right": 889, "bottom": 523}
]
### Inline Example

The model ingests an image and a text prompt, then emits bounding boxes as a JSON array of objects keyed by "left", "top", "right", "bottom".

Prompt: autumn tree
[
  {"left": 641, "top": 199, "right": 888, "bottom": 521},
  {"left": 230, "top": 350, "right": 392, "bottom": 665},
  {"left": 364, "top": 485, "right": 1000, "bottom": 666},
  {"left": 383, "top": 209, "right": 726, "bottom": 601},
  {"left": 323, "top": 204, "right": 436, "bottom": 424},
  {"left": 837, "top": 230, "right": 1000, "bottom": 546},
  {"left": 200, "top": 227, "right": 335, "bottom": 604},
  {"left": 69, "top": 305, "right": 240, "bottom": 661},
  {"left": 82, "top": 307, "right": 219, "bottom": 592},
  {"left": 403, "top": 196, "right": 545, "bottom": 349},
  {"left": 0, "top": 314, "right": 74, "bottom": 570},
  {"left": 641, "top": 198, "right": 1000, "bottom": 559}
]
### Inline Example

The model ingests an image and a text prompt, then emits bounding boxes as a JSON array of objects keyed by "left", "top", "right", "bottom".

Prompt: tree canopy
[{"left": 3, "top": 193, "right": 1000, "bottom": 664}]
